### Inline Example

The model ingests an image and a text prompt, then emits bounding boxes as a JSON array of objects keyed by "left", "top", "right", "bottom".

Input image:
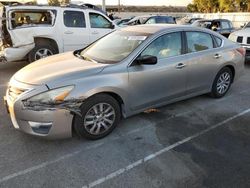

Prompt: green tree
[
  {"left": 48, "top": 0, "right": 60, "bottom": 6},
  {"left": 187, "top": 3, "right": 198, "bottom": 12},
  {"left": 219, "top": 0, "right": 236, "bottom": 12}
]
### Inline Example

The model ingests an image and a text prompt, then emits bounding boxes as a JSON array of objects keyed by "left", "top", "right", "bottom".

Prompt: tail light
[{"left": 236, "top": 47, "right": 246, "bottom": 56}]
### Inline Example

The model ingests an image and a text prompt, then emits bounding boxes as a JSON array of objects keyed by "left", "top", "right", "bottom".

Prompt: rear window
[
  {"left": 64, "top": 11, "right": 86, "bottom": 28},
  {"left": 10, "top": 10, "right": 56, "bottom": 29},
  {"left": 155, "top": 17, "right": 175, "bottom": 24},
  {"left": 214, "top": 36, "right": 223, "bottom": 47}
]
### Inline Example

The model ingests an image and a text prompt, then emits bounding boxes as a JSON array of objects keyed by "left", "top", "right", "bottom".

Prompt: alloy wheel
[
  {"left": 84, "top": 103, "right": 116, "bottom": 135},
  {"left": 34, "top": 48, "right": 53, "bottom": 60},
  {"left": 216, "top": 72, "right": 231, "bottom": 95}
]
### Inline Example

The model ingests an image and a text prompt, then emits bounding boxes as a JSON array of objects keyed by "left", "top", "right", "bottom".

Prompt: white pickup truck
[{"left": 0, "top": 4, "right": 116, "bottom": 62}]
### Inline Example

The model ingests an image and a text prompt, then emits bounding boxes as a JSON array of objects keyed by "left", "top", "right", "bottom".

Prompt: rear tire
[
  {"left": 28, "top": 43, "right": 57, "bottom": 62},
  {"left": 73, "top": 94, "right": 121, "bottom": 140},
  {"left": 210, "top": 67, "right": 233, "bottom": 98}
]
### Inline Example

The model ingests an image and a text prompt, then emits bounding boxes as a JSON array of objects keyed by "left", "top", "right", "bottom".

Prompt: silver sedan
[{"left": 4, "top": 25, "right": 245, "bottom": 139}]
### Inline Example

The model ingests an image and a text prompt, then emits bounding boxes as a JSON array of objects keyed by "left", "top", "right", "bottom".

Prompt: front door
[
  {"left": 128, "top": 32, "right": 187, "bottom": 111},
  {"left": 88, "top": 12, "right": 114, "bottom": 43}
]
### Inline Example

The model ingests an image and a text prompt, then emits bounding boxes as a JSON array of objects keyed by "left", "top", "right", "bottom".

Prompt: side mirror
[
  {"left": 135, "top": 55, "right": 157, "bottom": 65},
  {"left": 110, "top": 24, "right": 115, "bottom": 29}
]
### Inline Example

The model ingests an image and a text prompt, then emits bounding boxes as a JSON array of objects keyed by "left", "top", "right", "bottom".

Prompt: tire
[
  {"left": 73, "top": 94, "right": 121, "bottom": 140},
  {"left": 28, "top": 42, "right": 57, "bottom": 62},
  {"left": 210, "top": 67, "right": 233, "bottom": 98}
]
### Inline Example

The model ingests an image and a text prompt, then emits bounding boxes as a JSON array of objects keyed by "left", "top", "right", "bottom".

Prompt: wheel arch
[
  {"left": 33, "top": 37, "right": 59, "bottom": 53},
  {"left": 224, "top": 65, "right": 235, "bottom": 83}
]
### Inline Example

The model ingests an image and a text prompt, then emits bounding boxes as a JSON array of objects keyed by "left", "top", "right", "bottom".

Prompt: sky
[
  {"left": 8, "top": 0, "right": 192, "bottom": 6},
  {"left": 77, "top": 0, "right": 192, "bottom": 6}
]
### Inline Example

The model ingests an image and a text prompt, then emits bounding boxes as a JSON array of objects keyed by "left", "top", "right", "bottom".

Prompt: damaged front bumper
[
  {"left": 4, "top": 80, "right": 75, "bottom": 139},
  {"left": 0, "top": 43, "right": 35, "bottom": 62}
]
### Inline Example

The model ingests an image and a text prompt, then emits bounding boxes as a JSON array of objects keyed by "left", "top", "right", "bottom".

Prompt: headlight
[{"left": 27, "top": 85, "right": 74, "bottom": 104}]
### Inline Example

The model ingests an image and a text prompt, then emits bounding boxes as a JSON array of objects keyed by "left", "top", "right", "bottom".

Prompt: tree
[
  {"left": 48, "top": 0, "right": 60, "bottom": 6},
  {"left": 219, "top": 0, "right": 236, "bottom": 12},
  {"left": 187, "top": 3, "right": 198, "bottom": 12}
]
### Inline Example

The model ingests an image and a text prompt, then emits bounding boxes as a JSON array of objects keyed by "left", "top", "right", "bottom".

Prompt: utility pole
[
  {"left": 102, "top": 0, "right": 106, "bottom": 12},
  {"left": 118, "top": 0, "right": 121, "bottom": 13}
]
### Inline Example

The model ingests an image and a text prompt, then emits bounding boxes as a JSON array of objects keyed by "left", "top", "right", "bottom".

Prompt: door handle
[
  {"left": 214, "top": 54, "right": 222, "bottom": 59},
  {"left": 175, "top": 63, "right": 186, "bottom": 69},
  {"left": 64, "top": 31, "right": 73, "bottom": 34},
  {"left": 92, "top": 31, "right": 99, "bottom": 35}
]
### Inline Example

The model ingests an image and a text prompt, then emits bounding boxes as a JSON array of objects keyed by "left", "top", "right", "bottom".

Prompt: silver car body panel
[{"left": 5, "top": 25, "right": 245, "bottom": 139}]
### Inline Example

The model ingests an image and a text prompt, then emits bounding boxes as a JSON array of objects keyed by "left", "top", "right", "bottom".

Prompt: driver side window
[
  {"left": 89, "top": 13, "right": 112, "bottom": 28},
  {"left": 141, "top": 32, "right": 182, "bottom": 59}
]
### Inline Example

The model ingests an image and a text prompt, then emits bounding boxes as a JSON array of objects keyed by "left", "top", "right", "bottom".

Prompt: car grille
[
  {"left": 8, "top": 86, "right": 28, "bottom": 101},
  {"left": 247, "top": 37, "right": 250, "bottom": 44},
  {"left": 237, "top": 36, "right": 243, "bottom": 43}
]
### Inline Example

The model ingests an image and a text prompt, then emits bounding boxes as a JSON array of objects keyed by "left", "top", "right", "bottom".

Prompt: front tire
[
  {"left": 210, "top": 67, "right": 233, "bottom": 98},
  {"left": 73, "top": 94, "right": 121, "bottom": 140}
]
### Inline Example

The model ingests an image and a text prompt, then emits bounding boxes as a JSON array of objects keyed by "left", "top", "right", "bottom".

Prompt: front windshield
[{"left": 80, "top": 30, "right": 150, "bottom": 64}]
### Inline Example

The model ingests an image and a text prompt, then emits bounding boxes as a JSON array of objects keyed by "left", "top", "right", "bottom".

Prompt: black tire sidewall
[
  {"left": 73, "top": 94, "right": 121, "bottom": 140},
  {"left": 28, "top": 44, "right": 57, "bottom": 62},
  {"left": 211, "top": 67, "right": 233, "bottom": 98}
]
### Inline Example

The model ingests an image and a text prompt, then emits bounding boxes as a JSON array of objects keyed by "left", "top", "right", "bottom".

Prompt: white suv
[
  {"left": 0, "top": 4, "right": 116, "bottom": 62},
  {"left": 229, "top": 22, "right": 250, "bottom": 60}
]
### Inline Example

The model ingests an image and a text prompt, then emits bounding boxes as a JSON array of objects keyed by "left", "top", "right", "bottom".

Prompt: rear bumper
[
  {"left": 0, "top": 43, "right": 35, "bottom": 62},
  {"left": 241, "top": 45, "right": 250, "bottom": 60}
]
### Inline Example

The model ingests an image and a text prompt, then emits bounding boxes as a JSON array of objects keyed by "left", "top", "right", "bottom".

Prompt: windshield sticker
[{"left": 127, "top": 36, "right": 147, "bottom": 41}]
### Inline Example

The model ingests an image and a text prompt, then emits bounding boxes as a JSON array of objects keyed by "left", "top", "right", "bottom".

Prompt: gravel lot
[{"left": 0, "top": 61, "right": 250, "bottom": 188}]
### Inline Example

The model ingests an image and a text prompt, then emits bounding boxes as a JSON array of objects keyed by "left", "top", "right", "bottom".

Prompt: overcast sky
[{"left": 72, "top": 0, "right": 193, "bottom": 6}]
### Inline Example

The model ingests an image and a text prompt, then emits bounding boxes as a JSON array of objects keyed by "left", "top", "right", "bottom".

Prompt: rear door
[
  {"left": 62, "top": 10, "right": 90, "bottom": 51},
  {"left": 184, "top": 31, "right": 223, "bottom": 94},
  {"left": 88, "top": 11, "right": 114, "bottom": 43}
]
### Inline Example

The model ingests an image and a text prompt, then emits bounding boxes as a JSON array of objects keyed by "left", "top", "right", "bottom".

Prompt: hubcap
[
  {"left": 216, "top": 72, "right": 231, "bottom": 94},
  {"left": 35, "top": 48, "right": 53, "bottom": 60},
  {"left": 84, "top": 103, "right": 116, "bottom": 135}
]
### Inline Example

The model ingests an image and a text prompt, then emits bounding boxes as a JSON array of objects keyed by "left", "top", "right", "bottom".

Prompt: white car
[
  {"left": 229, "top": 22, "right": 250, "bottom": 60},
  {"left": 0, "top": 4, "right": 116, "bottom": 62}
]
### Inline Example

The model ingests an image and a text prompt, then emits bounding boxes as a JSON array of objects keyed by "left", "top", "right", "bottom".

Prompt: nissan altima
[{"left": 4, "top": 25, "right": 245, "bottom": 139}]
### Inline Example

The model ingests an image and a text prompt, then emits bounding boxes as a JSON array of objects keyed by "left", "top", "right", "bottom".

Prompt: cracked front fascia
[{"left": 22, "top": 98, "right": 85, "bottom": 117}]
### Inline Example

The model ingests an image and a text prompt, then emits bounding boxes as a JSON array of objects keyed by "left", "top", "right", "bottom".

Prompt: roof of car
[
  {"left": 121, "top": 24, "right": 192, "bottom": 34},
  {"left": 197, "top": 19, "right": 231, "bottom": 22}
]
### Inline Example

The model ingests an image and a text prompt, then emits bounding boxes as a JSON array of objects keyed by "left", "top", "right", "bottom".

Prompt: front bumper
[{"left": 4, "top": 80, "right": 74, "bottom": 139}]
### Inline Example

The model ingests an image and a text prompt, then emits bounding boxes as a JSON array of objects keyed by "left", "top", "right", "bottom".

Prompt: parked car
[
  {"left": 229, "top": 22, "right": 250, "bottom": 60},
  {"left": 113, "top": 17, "right": 134, "bottom": 27},
  {"left": 192, "top": 19, "right": 235, "bottom": 38},
  {"left": 125, "top": 15, "right": 176, "bottom": 26},
  {"left": 0, "top": 4, "right": 116, "bottom": 62},
  {"left": 4, "top": 25, "right": 245, "bottom": 139},
  {"left": 182, "top": 17, "right": 203, "bottom": 25}
]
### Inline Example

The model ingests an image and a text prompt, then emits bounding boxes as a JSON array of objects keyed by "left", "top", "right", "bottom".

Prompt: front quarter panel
[{"left": 60, "top": 64, "right": 131, "bottom": 117}]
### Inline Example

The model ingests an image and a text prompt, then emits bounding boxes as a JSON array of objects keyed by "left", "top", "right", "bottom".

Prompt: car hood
[
  {"left": 14, "top": 52, "right": 107, "bottom": 87},
  {"left": 232, "top": 28, "right": 250, "bottom": 36}
]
